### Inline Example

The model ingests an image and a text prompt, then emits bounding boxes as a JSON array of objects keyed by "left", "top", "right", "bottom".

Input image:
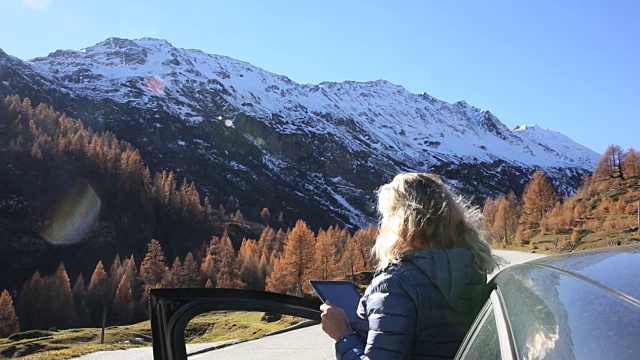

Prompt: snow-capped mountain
[{"left": 0, "top": 38, "right": 600, "bottom": 228}]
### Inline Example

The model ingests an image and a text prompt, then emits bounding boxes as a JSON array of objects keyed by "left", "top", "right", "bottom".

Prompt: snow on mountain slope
[
  {"left": 26, "top": 37, "right": 600, "bottom": 171},
  {"left": 513, "top": 124, "right": 599, "bottom": 168}
]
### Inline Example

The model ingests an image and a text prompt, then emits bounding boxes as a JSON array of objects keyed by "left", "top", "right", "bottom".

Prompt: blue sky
[{"left": 1, "top": 0, "right": 638, "bottom": 154}]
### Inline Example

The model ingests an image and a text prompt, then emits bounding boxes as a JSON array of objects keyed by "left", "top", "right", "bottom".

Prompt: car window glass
[
  {"left": 460, "top": 306, "right": 501, "bottom": 360},
  {"left": 499, "top": 266, "right": 640, "bottom": 360},
  {"left": 184, "top": 310, "right": 325, "bottom": 359}
]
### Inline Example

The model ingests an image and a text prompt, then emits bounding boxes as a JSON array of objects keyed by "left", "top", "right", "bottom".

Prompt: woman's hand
[{"left": 320, "top": 300, "right": 353, "bottom": 341}]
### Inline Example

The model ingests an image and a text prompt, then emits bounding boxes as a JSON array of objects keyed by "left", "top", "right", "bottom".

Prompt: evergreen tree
[
  {"left": 140, "top": 239, "right": 168, "bottom": 288},
  {"left": 0, "top": 290, "right": 20, "bottom": 337}
]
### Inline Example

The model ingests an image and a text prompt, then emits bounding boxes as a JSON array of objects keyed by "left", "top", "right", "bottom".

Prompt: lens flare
[
  {"left": 21, "top": 0, "right": 53, "bottom": 10},
  {"left": 217, "top": 116, "right": 223, "bottom": 121},
  {"left": 40, "top": 180, "right": 101, "bottom": 245},
  {"left": 224, "top": 120, "right": 233, "bottom": 127},
  {"left": 145, "top": 76, "right": 166, "bottom": 95}
]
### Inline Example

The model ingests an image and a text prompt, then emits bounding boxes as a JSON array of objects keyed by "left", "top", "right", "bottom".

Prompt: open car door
[{"left": 149, "top": 288, "right": 322, "bottom": 360}]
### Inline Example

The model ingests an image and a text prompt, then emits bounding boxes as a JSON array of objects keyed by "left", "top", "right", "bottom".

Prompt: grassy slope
[
  {"left": 0, "top": 312, "right": 303, "bottom": 359},
  {"left": 497, "top": 229, "right": 640, "bottom": 255}
]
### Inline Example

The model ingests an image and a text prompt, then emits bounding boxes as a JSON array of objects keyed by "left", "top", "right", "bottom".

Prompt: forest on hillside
[
  {"left": 1, "top": 96, "right": 638, "bottom": 336},
  {"left": 0, "top": 95, "right": 300, "bottom": 286},
  {"left": 0, "top": 95, "right": 381, "bottom": 334},
  {"left": 0, "top": 221, "right": 377, "bottom": 336},
  {"left": 483, "top": 145, "right": 640, "bottom": 251}
]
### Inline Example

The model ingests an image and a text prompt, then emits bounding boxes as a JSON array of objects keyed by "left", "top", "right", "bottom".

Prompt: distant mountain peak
[
  {"left": 21, "top": 37, "right": 600, "bottom": 171},
  {"left": 513, "top": 124, "right": 539, "bottom": 131}
]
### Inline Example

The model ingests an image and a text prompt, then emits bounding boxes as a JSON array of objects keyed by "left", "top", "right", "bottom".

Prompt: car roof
[
  {"left": 492, "top": 244, "right": 640, "bottom": 359},
  {"left": 508, "top": 243, "right": 640, "bottom": 302}
]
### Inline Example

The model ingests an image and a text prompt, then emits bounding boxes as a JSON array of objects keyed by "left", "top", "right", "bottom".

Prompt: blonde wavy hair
[{"left": 373, "top": 173, "right": 496, "bottom": 274}]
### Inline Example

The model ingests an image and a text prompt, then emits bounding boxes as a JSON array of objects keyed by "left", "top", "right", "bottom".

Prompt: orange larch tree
[
  {"left": 310, "top": 228, "right": 340, "bottom": 281},
  {"left": 257, "top": 226, "right": 277, "bottom": 261},
  {"left": 265, "top": 220, "right": 316, "bottom": 294},
  {"left": 594, "top": 145, "right": 625, "bottom": 181},
  {"left": 181, "top": 253, "right": 200, "bottom": 288},
  {"left": 49, "top": 263, "right": 76, "bottom": 329},
  {"left": 200, "top": 236, "right": 221, "bottom": 287},
  {"left": 86, "top": 261, "right": 112, "bottom": 326},
  {"left": 0, "top": 290, "right": 20, "bottom": 337},
  {"left": 164, "top": 257, "right": 183, "bottom": 288},
  {"left": 623, "top": 147, "right": 639, "bottom": 178},
  {"left": 351, "top": 225, "right": 377, "bottom": 270},
  {"left": 522, "top": 170, "right": 559, "bottom": 229},
  {"left": 72, "top": 274, "right": 91, "bottom": 327},
  {"left": 216, "top": 233, "right": 244, "bottom": 289},
  {"left": 340, "top": 233, "right": 364, "bottom": 278},
  {"left": 238, "top": 239, "right": 264, "bottom": 290},
  {"left": 17, "top": 272, "right": 44, "bottom": 330},
  {"left": 140, "top": 239, "right": 168, "bottom": 288},
  {"left": 113, "top": 275, "right": 135, "bottom": 325}
]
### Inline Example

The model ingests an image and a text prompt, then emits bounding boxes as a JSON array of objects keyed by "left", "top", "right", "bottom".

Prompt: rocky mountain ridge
[{"left": 0, "top": 38, "right": 600, "bottom": 228}]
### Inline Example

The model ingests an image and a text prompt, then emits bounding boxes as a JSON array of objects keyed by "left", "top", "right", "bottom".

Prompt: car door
[
  {"left": 455, "top": 290, "right": 516, "bottom": 360},
  {"left": 149, "top": 288, "right": 323, "bottom": 360}
]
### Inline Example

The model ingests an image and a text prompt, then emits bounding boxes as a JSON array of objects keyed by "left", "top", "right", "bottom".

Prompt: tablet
[{"left": 310, "top": 280, "right": 361, "bottom": 324}]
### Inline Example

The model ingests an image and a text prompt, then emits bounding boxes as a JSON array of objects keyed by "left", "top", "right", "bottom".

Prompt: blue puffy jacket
[{"left": 335, "top": 248, "right": 489, "bottom": 359}]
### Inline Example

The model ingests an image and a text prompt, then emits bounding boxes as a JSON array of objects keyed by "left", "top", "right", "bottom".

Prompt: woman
[{"left": 321, "top": 173, "right": 497, "bottom": 359}]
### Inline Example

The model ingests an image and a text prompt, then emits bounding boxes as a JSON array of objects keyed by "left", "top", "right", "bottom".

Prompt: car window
[
  {"left": 183, "top": 310, "right": 324, "bottom": 359},
  {"left": 458, "top": 304, "right": 501, "bottom": 360},
  {"left": 497, "top": 265, "right": 640, "bottom": 360}
]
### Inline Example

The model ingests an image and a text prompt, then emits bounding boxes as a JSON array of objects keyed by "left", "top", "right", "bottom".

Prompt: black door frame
[{"left": 149, "top": 288, "right": 322, "bottom": 360}]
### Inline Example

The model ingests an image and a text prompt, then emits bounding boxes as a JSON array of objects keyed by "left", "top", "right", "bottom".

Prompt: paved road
[
  {"left": 75, "top": 340, "right": 237, "bottom": 360},
  {"left": 490, "top": 249, "right": 546, "bottom": 279},
  {"left": 191, "top": 325, "right": 334, "bottom": 360},
  {"left": 74, "top": 250, "right": 545, "bottom": 359}
]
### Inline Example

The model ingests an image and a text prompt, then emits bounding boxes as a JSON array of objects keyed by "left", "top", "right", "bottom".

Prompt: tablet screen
[{"left": 310, "top": 280, "right": 361, "bottom": 324}]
